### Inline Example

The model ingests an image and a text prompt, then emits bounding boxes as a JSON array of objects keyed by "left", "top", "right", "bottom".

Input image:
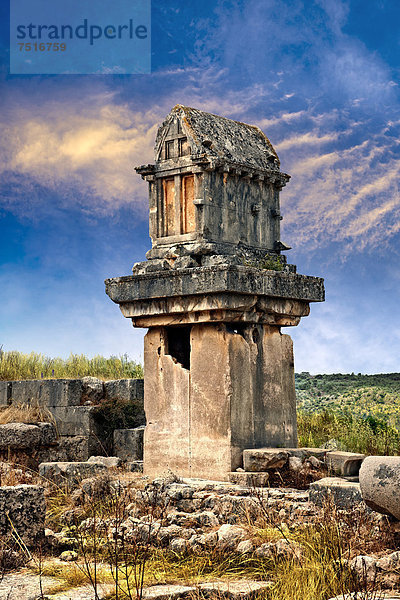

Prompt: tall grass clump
[
  {"left": 0, "top": 347, "right": 143, "bottom": 381},
  {"left": 298, "top": 409, "right": 400, "bottom": 455}
]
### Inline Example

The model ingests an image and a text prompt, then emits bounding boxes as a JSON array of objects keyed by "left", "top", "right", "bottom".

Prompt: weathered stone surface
[
  {"left": 104, "top": 378, "right": 144, "bottom": 401},
  {"left": 48, "top": 406, "right": 99, "bottom": 436},
  {"left": 359, "top": 456, "right": 400, "bottom": 519},
  {"left": 114, "top": 427, "right": 145, "bottom": 461},
  {"left": 216, "top": 524, "right": 247, "bottom": 549},
  {"left": 0, "top": 573, "right": 60, "bottom": 600},
  {"left": 9, "top": 379, "right": 83, "bottom": 408},
  {"left": 328, "top": 595, "right": 400, "bottom": 600},
  {"left": 128, "top": 460, "right": 144, "bottom": 472},
  {"left": 87, "top": 455, "right": 122, "bottom": 468},
  {"left": 309, "top": 477, "right": 363, "bottom": 509},
  {"left": 0, "top": 422, "right": 42, "bottom": 449},
  {"left": 39, "top": 461, "right": 107, "bottom": 487},
  {"left": 81, "top": 376, "right": 104, "bottom": 404},
  {"left": 0, "top": 484, "right": 45, "bottom": 545},
  {"left": 36, "top": 422, "right": 58, "bottom": 445},
  {"left": 243, "top": 448, "right": 289, "bottom": 471},
  {"left": 38, "top": 435, "right": 99, "bottom": 463},
  {"left": 229, "top": 472, "right": 269, "bottom": 487},
  {"left": 198, "top": 580, "right": 272, "bottom": 599},
  {"left": 144, "top": 324, "right": 297, "bottom": 481},
  {"left": 142, "top": 584, "right": 195, "bottom": 599},
  {"left": 326, "top": 451, "right": 365, "bottom": 476},
  {"left": 106, "top": 265, "right": 325, "bottom": 310},
  {"left": 0, "top": 381, "right": 11, "bottom": 406}
]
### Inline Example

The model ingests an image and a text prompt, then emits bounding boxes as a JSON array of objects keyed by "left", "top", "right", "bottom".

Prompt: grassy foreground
[{"left": 0, "top": 348, "right": 143, "bottom": 381}]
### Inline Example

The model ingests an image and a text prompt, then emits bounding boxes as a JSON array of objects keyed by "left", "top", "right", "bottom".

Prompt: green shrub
[{"left": 298, "top": 409, "right": 400, "bottom": 455}]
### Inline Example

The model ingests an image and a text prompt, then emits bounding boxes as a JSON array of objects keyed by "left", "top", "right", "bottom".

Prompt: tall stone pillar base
[{"left": 143, "top": 322, "right": 297, "bottom": 481}]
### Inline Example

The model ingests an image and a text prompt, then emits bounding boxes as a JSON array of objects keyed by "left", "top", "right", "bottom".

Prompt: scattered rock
[
  {"left": 216, "top": 524, "right": 247, "bottom": 550},
  {"left": 87, "top": 456, "right": 122, "bottom": 468},
  {"left": 39, "top": 461, "right": 107, "bottom": 487},
  {"left": 59, "top": 550, "right": 78, "bottom": 561},
  {"left": 243, "top": 448, "right": 289, "bottom": 471},
  {"left": 288, "top": 456, "right": 303, "bottom": 472},
  {"left": 236, "top": 540, "right": 254, "bottom": 554},
  {"left": 229, "top": 472, "right": 269, "bottom": 487},
  {"left": 198, "top": 580, "right": 272, "bottom": 599},
  {"left": 169, "top": 538, "right": 187, "bottom": 553}
]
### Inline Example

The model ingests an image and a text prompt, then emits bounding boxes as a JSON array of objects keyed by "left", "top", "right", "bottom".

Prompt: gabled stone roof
[{"left": 156, "top": 104, "right": 280, "bottom": 170}]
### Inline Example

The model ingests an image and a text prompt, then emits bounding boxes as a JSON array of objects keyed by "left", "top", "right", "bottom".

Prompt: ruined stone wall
[{"left": 0, "top": 378, "right": 145, "bottom": 461}]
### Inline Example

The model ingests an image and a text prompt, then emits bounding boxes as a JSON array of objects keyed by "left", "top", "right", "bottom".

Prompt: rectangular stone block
[
  {"left": 9, "top": 380, "right": 41, "bottom": 403},
  {"left": 243, "top": 449, "right": 289, "bottom": 472},
  {"left": 326, "top": 451, "right": 365, "bottom": 477},
  {"left": 48, "top": 406, "right": 99, "bottom": 436},
  {"left": 106, "top": 265, "right": 325, "bottom": 304},
  {"left": 113, "top": 427, "right": 145, "bottom": 460},
  {"left": 38, "top": 379, "right": 83, "bottom": 407},
  {"left": 309, "top": 477, "right": 363, "bottom": 509},
  {"left": 104, "top": 378, "right": 144, "bottom": 402},
  {"left": 37, "top": 435, "right": 101, "bottom": 462},
  {"left": 0, "top": 381, "right": 11, "bottom": 406},
  {"left": 9, "top": 379, "right": 83, "bottom": 407}
]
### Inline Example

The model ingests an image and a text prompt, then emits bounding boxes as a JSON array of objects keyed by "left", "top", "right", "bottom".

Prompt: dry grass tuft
[{"left": 0, "top": 401, "right": 56, "bottom": 425}]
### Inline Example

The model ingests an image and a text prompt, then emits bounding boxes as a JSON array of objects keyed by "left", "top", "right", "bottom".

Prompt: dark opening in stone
[{"left": 166, "top": 326, "right": 191, "bottom": 370}]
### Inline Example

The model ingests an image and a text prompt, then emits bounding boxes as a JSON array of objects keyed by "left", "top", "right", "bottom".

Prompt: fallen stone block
[
  {"left": 326, "top": 450, "right": 365, "bottom": 476},
  {"left": 0, "top": 422, "right": 42, "bottom": 449},
  {"left": 198, "top": 580, "right": 273, "bottom": 599},
  {"left": 114, "top": 426, "right": 145, "bottom": 460},
  {"left": 229, "top": 472, "right": 269, "bottom": 487},
  {"left": 309, "top": 477, "right": 363, "bottom": 509},
  {"left": 243, "top": 448, "right": 289, "bottom": 471},
  {"left": 359, "top": 456, "right": 400, "bottom": 519},
  {"left": 88, "top": 455, "right": 122, "bottom": 468},
  {"left": 0, "top": 484, "right": 45, "bottom": 546},
  {"left": 104, "top": 378, "right": 144, "bottom": 402},
  {"left": 39, "top": 461, "right": 107, "bottom": 487}
]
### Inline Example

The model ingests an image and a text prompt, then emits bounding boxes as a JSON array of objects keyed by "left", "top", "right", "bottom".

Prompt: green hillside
[
  {"left": 296, "top": 372, "right": 400, "bottom": 454},
  {"left": 296, "top": 372, "right": 400, "bottom": 428}
]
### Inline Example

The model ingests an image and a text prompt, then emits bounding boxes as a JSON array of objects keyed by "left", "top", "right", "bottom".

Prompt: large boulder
[{"left": 359, "top": 456, "right": 400, "bottom": 519}]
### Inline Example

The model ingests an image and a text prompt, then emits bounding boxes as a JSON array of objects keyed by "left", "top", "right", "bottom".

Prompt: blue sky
[{"left": 1, "top": 0, "right": 400, "bottom": 373}]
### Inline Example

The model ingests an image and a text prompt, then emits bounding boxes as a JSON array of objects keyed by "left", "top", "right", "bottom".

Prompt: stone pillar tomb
[{"left": 105, "top": 105, "right": 325, "bottom": 480}]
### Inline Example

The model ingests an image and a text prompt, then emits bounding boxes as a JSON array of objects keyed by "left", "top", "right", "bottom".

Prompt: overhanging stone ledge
[{"left": 105, "top": 265, "right": 325, "bottom": 305}]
